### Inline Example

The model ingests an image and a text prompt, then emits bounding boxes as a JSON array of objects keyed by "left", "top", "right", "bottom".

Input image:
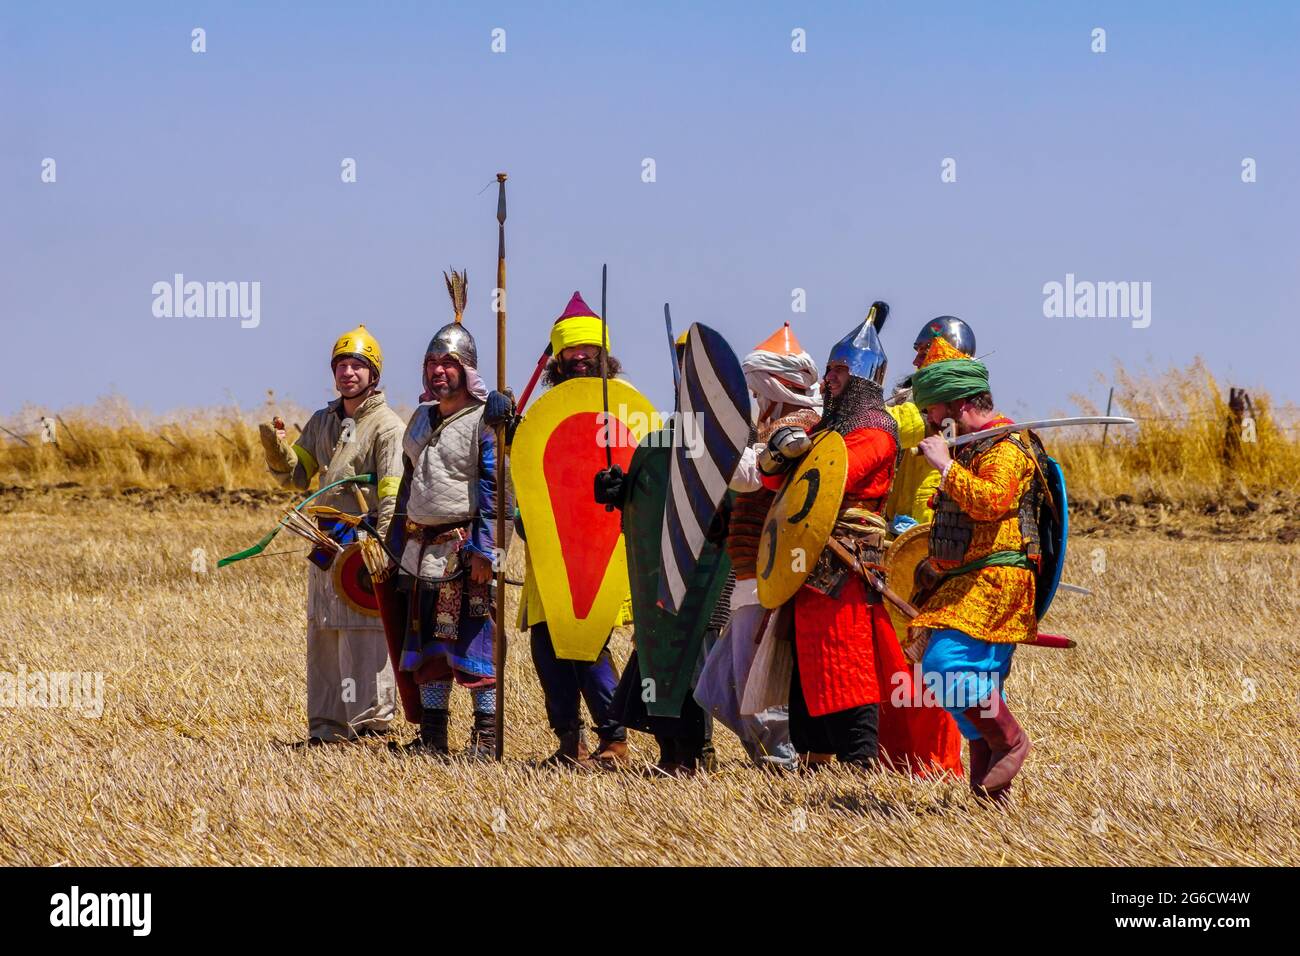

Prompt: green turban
[{"left": 911, "top": 358, "right": 990, "bottom": 409}]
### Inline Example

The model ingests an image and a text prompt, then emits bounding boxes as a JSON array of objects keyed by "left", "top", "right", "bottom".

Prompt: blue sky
[{"left": 3, "top": 1, "right": 1297, "bottom": 420}]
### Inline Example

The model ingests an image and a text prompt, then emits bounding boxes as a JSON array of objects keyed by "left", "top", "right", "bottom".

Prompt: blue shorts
[{"left": 920, "top": 628, "right": 1015, "bottom": 740}]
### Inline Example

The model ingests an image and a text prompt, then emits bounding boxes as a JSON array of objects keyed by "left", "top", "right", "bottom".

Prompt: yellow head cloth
[{"left": 550, "top": 316, "right": 608, "bottom": 356}]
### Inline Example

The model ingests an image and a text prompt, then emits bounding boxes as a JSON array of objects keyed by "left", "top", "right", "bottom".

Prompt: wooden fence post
[{"left": 1225, "top": 387, "right": 1254, "bottom": 463}]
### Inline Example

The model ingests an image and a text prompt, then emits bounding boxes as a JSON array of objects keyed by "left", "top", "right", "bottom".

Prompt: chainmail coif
[{"left": 816, "top": 376, "right": 899, "bottom": 445}]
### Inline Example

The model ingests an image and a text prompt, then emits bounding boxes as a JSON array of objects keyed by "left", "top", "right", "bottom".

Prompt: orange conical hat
[{"left": 754, "top": 322, "right": 804, "bottom": 356}]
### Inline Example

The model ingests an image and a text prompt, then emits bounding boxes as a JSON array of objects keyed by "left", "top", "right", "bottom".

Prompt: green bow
[{"left": 217, "top": 474, "right": 376, "bottom": 568}]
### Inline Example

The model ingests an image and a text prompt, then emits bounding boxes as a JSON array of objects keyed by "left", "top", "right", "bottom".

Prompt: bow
[{"left": 217, "top": 474, "right": 375, "bottom": 568}]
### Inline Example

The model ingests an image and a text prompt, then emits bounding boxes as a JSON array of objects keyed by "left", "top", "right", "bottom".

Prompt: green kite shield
[
  {"left": 624, "top": 429, "right": 732, "bottom": 718},
  {"left": 756, "top": 430, "right": 848, "bottom": 609}
]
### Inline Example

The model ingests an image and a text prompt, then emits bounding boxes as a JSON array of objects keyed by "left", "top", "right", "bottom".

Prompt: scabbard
[
  {"left": 1024, "top": 631, "right": 1076, "bottom": 649},
  {"left": 824, "top": 536, "right": 919, "bottom": 619},
  {"left": 375, "top": 575, "right": 423, "bottom": 724}
]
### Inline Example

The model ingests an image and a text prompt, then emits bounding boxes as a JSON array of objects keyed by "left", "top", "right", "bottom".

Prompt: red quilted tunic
[
  {"left": 790, "top": 428, "right": 894, "bottom": 716},
  {"left": 790, "top": 427, "right": 964, "bottom": 777}
]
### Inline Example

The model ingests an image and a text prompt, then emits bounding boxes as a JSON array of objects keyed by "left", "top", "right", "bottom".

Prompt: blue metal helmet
[{"left": 826, "top": 301, "right": 889, "bottom": 387}]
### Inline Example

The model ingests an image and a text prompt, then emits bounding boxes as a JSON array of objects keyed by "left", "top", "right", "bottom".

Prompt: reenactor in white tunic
[{"left": 259, "top": 326, "right": 405, "bottom": 744}]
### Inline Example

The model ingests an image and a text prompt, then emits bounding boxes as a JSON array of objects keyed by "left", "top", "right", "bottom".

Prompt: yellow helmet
[
  {"left": 675, "top": 330, "right": 689, "bottom": 346},
  {"left": 331, "top": 325, "right": 383, "bottom": 378}
]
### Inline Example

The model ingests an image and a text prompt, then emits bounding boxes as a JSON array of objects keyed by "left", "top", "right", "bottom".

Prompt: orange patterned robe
[{"left": 910, "top": 426, "right": 1038, "bottom": 645}]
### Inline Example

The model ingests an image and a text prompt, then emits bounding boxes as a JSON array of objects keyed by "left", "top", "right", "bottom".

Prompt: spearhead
[{"left": 496, "top": 173, "right": 508, "bottom": 225}]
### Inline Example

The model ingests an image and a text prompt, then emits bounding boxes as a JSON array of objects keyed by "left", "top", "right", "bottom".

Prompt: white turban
[{"left": 742, "top": 348, "right": 822, "bottom": 416}]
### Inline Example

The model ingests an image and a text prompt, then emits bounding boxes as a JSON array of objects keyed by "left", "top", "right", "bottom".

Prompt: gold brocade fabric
[{"left": 910, "top": 438, "right": 1037, "bottom": 645}]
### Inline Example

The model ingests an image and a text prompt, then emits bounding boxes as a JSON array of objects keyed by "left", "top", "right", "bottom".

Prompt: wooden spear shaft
[{"left": 493, "top": 172, "right": 509, "bottom": 761}]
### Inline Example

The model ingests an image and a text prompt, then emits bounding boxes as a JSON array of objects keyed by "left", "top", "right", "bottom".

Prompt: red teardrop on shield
[{"left": 542, "top": 412, "right": 638, "bottom": 619}]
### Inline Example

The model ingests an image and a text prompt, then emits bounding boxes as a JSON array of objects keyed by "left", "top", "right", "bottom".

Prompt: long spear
[{"left": 493, "top": 171, "right": 509, "bottom": 761}]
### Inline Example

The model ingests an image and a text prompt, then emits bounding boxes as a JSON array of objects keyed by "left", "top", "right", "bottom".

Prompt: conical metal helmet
[
  {"left": 913, "top": 315, "right": 975, "bottom": 357},
  {"left": 826, "top": 301, "right": 889, "bottom": 387},
  {"left": 425, "top": 322, "right": 478, "bottom": 371}
]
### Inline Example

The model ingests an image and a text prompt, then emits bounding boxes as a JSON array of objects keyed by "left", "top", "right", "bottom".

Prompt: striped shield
[{"left": 658, "top": 323, "right": 751, "bottom": 614}]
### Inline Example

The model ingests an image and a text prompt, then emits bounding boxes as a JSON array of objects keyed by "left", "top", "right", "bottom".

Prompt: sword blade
[
  {"left": 599, "top": 264, "right": 613, "bottom": 472},
  {"left": 946, "top": 416, "right": 1135, "bottom": 448},
  {"left": 664, "top": 303, "right": 681, "bottom": 393}
]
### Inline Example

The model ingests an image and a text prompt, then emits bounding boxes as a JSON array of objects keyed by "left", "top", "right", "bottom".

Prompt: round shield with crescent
[
  {"left": 332, "top": 541, "right": 381, "bottom": 617},
  {"left": 756, "top": 430, "right": 848, "bottom": 609},
  {"left": 882, "top": 521, "right": 932, "bottom": 638}
]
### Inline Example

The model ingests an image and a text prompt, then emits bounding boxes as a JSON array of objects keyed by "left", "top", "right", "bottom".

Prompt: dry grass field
[
  {"left": 1, "top": 486, "right": 1297, "bottom": 867},
  {"left": 1, "top": 364, "right": 1297, "bottom": 866}
]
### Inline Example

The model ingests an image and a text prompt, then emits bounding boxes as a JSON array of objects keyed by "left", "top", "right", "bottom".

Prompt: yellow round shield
[
  {"left": 756, "top": 431, "right": 848, "bottom": 609},
  {"left": 512, "top": 378, "right": 660, "bottom": 661},
  {"left": 882, "top": 521, "right": 931, "bottom": 638}
]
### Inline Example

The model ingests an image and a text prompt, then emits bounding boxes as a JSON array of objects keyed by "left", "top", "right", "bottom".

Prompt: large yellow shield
[
  {"left": 512, "top": 378, "right": 660, "bottom": 661},
  {"left": 756, "top": 431, "right": 848, "bottom": 609},
  {"left": 882, "top": 521, "right": 931, "bottom": 638}
]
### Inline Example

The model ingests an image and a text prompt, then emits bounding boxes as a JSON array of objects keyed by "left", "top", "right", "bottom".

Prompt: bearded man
[
  {"left": 758, "top": 304, "right": 958, "bottom": 776},
  {"left": 384, "top": 305, "right": 513, "bottom": 760},
  {"left": 907, "top": 354, "right": 1039, "bottom": 800},
  {"left": 516, "top": 291, "right": 631, "bottom": 767}
]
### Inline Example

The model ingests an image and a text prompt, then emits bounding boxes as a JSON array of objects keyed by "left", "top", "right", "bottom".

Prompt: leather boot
[
  {"left": 390, "top": 709, "right": 449, "bottom": 755},
  {"left": 465, "top": 712, "right": 496, "bottom": 761},
  {"left": 588, "top": 738, "right": 631, "bottom": 771},
  {"left": 799, "top": 752, "right": 835, "bottom": 774},
  {"left": 698, "top": 742, "right": 718, "bottom": 773},
  {"left": 674, "top": 741, "right": 702, "bottom": 777},
  {"left": 643, "top": 737, "right": 679, "bottom": 777},
  {"left": 968, "top": 738, "right": 992, "bottom": 793},
  {"left": 541, "top": 729, "right": 590, "bottom": 767},
  {"left": 962, "top": 697, "right": 1029, "bottom": 795},
  {"left": 673, "top": 738, "right": 718, "bottom": 776}
]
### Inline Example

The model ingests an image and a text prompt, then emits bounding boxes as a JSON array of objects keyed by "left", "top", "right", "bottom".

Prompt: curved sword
[{"left": 908, "top": 416, "right": 1136, "bottom": 455}]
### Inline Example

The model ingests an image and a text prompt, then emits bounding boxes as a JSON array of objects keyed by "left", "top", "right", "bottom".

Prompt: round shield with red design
[{"left": 332, "top": 541, "right": 381, "bottom": 617}]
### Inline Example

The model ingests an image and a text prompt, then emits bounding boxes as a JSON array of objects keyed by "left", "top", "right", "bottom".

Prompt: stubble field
[{"left": 1, "top": 487, "right": 1296, "bottom": 866}]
